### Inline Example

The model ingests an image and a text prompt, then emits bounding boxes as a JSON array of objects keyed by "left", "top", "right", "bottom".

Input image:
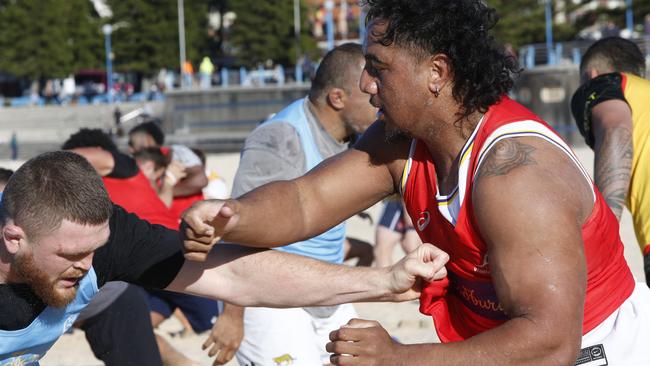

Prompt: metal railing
[{"left": 519, "top": 36, "right": 650, "bottom": 69}]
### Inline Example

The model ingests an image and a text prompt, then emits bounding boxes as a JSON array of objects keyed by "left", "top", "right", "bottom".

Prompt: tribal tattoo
[
  {"left": 594, "top": 126, "right": 633, "bottom": 220},
  {"left": 477, "top": 139, "right": 537, "bottom": 178}
]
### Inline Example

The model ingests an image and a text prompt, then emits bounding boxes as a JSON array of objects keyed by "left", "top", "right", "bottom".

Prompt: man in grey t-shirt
[{"left": 203, "top": 43, "right": 377, "bottom": 366}]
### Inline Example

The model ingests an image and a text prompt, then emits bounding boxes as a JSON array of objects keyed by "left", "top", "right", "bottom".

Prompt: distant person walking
[
  {"left": 199, "top": 57, "right": 214, "bottom": 89},
  {"left": 182, "top": 60, "right": 194, "bottom": 88},
  {"left": 10, "top": 132, "right": 17, "bottom": 160}
]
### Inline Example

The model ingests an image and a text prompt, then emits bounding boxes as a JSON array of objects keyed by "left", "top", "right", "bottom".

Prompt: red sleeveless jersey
[
  {"left": 103, "top": 171, "right": 179, "bottom": 230},
  {"left": 402, "top": 97, "right": 635, "bottom": 342}
]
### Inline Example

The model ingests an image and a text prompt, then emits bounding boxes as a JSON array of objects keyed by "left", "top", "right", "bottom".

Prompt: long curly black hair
[{"left": 363, "top": 0, "right": 520, "bottom": 120}]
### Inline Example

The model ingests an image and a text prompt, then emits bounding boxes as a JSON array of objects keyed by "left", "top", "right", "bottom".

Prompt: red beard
[{"left": 14, "top": 251, "right": 82, "bottom": 308}]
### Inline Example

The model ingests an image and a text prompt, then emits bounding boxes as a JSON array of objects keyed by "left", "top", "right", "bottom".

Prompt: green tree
[
  {"left": 488, "top": 1, "right": 578, "bottom": 48},
  {"left": 229, "top": 0, "right": 315, "bottom": 67},
  {"left": 64, "top": 0, "right": 104, "bottom": 73},
  {"left": 106, "top": 0, "right": 209, "bottom": 75},
  {"left": 0, "top": 0, "right": 102, "bottom": 79}
]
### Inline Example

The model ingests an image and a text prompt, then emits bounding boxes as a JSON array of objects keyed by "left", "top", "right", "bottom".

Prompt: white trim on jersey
[
  {"left": 472, "top": 120, "right": 596, "bottom": 202},
  {"left": 400, "top": 116, "right": 485, "bottom": 226},
  {"left": 436, "top": 116, "right": 485, "bottom": 225},
  {"left": 399, "top": 139, "right": 419, "bottom": 196}
]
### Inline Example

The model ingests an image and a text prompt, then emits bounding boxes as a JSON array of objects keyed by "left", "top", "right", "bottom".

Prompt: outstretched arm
[
  {"left": 591, "top": 99, "right": 633, "bottom": 220},
  {"left": 182, "top": 121, "right": 410, "bottom": 260},
  {"left": 328, "top": 137, "right": 593, "bottom": 365},
  {"left": 166, "top": 242, "right": 448, "bottom": 307}
]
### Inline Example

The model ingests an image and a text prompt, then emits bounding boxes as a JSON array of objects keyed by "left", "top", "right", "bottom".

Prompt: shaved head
[{"left": 580, "top": 37, "right": 645, "bottom": 77}]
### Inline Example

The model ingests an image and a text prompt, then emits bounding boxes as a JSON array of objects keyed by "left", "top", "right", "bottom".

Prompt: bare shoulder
[
  {"left": 353, "top": 121, "right": 411, "bottom": 192},
  {"left": 473, "top": 136, "right": 593, "bottom": 225}
]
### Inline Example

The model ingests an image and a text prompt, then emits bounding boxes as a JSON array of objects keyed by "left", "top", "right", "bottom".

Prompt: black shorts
[
  {"left": 378, "top": 201, "right": 413, "bottom": 233},
  {"left": 147, "top": 289, "right": 220, "bottom": 333}
]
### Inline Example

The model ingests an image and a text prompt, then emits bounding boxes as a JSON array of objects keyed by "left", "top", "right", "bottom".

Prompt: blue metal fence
[{"left": 519, "top": 36, "right": 650, "bottom": 69}]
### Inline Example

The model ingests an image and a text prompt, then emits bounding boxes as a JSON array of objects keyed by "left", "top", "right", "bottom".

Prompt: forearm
[
  {"left": 593, "top": 128, "right": 632, "bottom": 220},
  {"left": 223, "top": 179, "right": 352, "bottom": 247},
  {"left": 173, "top": 166, "right": 208, "bottom": 197},
  {"left": 158, "top": 182, "right": 174, "bottom": 207},
  {"left": 591, "top": 104, "right": 633, "bottom": 220},
  {"left": 169, "top": 244, "right": 396, "bottom": 307},
  {"left": 391, "top": 317, "right": 580, "bottom": 366}
]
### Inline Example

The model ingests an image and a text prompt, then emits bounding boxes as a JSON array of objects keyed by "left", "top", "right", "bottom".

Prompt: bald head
[
  {"left": 308, "top": 43, "right": 365, "bottom": 103},
  {"left": 580, "top": 37, "right": 645, "bottom": 78}
]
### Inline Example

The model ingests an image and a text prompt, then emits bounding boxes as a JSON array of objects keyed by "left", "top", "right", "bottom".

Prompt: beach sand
[{"left": 38, "top": 146, "right": 644, "bottom": 365}]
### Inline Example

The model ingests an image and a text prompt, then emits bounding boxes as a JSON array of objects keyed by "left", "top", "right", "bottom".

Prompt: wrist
[
  {"left": 376, "top": 266, "right": 397, "bottom": 300},
  {"left": 388, "top": 342, "right": 407, "bottom": 366},
  {"left": 223, "top": 303, "right": 245, "bottom": 317},
  {"left": 164, "top": 170, "right": 178, "bottom": 186}
]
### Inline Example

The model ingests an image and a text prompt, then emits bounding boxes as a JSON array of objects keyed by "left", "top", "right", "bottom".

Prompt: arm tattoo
[
  {"left": 477, "top": 139, "right": 537, "bottom": 179},
  {"left": 594, "top": 126, "right": 632, "bottom": 220}
]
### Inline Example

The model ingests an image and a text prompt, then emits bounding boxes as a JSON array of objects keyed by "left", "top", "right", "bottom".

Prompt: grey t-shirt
[
  {"left": 232, "top": 99, "right": 349, "bottom": 318},
  {"left": 232, "top": 99, "right": 348, "bottom": 197}
]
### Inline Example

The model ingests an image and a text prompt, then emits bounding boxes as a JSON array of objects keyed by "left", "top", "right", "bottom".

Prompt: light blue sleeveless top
[
  {"left": 264, "top": 98, "right": 346, "bottom": 263},
  {"left": 0, "top": 267, "right": 99, "bottom": 365}
]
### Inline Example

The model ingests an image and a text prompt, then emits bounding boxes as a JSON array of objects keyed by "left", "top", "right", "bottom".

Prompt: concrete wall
[
  {"left": 0, "top": 85, "right": 310, "bottom": 158},
  {"left": 512, "top": 65, "right": 582, "bottom": 144},
  {"left": 161, "top": 84, "right": 310, "bottom": 152},
  {"left": 0, "top": 101, "right": 163, "bottom": 159},
  {"left": 511, "top": 60, "right": 649, "bottom": 146}
]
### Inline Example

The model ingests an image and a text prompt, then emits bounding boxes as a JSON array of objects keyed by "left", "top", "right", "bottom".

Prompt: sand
[{"left": 33, "top": 146, "right": 645, "bottom": 365}]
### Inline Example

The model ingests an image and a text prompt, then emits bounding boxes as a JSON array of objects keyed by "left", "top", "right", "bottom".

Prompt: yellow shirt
[{"left": 623, "top": 73, "right": 650, "bottom": 252}]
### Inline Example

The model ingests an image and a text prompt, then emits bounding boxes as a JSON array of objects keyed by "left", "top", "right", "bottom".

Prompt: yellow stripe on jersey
[
  {"left": 622, "top": 73, "right": 650, "bottom": 250},
  {"left": 437, "top": 188, "right": 459, "bottom": 206},
  {"left": 400, "top": 140, "right": 417, "bottom": 194},
  {"left": 460, "top": 143, "right": 474, "bottom": 166}
]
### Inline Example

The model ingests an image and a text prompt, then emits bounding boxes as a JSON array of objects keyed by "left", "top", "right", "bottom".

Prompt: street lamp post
[
  {"left": 102, "top": 24, "right": 114, "bottom": 104},
  {"left": 545, "top": 0, "right": 554, "bottom": 65},
  {"left": 178, "top": 0, "right": 187, "bottom": 89},
  {"left": 325, "top": 0, "right": 335, "bottom": 51},
  {"left": 293, "top": 0, "right": 303, "bottom": 83},
  {"left": 626, "top": 0, "right": 633, "bottom": 34}
]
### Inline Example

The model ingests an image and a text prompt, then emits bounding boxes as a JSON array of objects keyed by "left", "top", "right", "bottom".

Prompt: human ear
[
  {"left": 426, "top": 54, "right": 451, "bottom": 96},
  {"left": 327, "top": 88, "right": 346, "bottom": 110},
  {"left": 2, "top": 224, "right": 26, "bottom": 254}
]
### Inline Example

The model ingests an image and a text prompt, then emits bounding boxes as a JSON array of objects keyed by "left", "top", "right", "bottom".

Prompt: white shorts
[
  {"left": 578, "top": 282, "right": 650, "bottom": 365},
  {"left": 236, "top": 303, "right": 357, "bottom": 366}
]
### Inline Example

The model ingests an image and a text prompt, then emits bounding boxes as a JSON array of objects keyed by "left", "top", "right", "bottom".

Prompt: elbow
[
  {"left": 549, "top": 342, "right": 581, "bottom": 366},
  {"left": 513, "top": 314, "right": 583, "bottom": 366},
  {"left": 537, "top": 332, "right": 581, "bottom": 366}
]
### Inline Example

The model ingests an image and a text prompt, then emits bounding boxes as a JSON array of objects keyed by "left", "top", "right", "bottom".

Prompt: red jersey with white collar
[{"left": 401, "top": 97, "right": 634, "bottom": 342}]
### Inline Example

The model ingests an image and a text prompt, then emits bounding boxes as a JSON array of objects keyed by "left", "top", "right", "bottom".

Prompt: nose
[
  {"left": 359, "top": 68, "right": 377, "bottom": 96},
  {"left": 74, "top": 253, "right": 94, "bottom": 272}
]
